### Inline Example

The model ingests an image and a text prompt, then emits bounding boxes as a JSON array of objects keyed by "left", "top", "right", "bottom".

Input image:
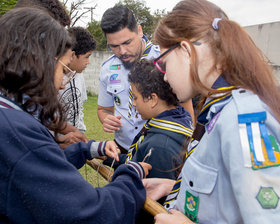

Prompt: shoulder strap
[{"left": 232, "top": 89, "right": 264, "bottom": 114}]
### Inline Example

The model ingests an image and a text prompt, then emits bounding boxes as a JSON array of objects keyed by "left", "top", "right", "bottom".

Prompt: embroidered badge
[
  {"left": 207, "top": 112, "right": 221, "bottom": 134},
  {"left": 238, "top": 112, "right": 280, "bottom": 169},
  {"left": 109, "top": 74, "right": 121, "bottom": 84},
  {"left": 250, "top": 136, "right": 280, "bottom": 169},
  {"left": 184, "top": 191, "right": 199, "bottom": 223},
  {"left": 113, "top": 95, "right": 121, "bottom": 106},
  {"left": 109, "top": 64, "right": 121, "bottom": 70},
  {"left": 256, "top": 187, "right": 279, "bottom": 209}
]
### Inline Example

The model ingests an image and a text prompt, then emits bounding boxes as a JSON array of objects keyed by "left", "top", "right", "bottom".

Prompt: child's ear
[{"left": 150, "top": 93, "right": 158, "bottom": 108}]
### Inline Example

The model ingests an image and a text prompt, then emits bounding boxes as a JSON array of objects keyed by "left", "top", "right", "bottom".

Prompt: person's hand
[
  {"left": 74, "top": 130, "right": 88, "bottom": 143},
  {"left": 104, "top": 140, "right": 121, "bottom": 161},
  {"left": 142, "top": 178, "right": 176, "bottom": 201},
  {"left": 102, "top": 115, "right": 122, "bottom": 132},
  {"left": 58, "top": 131, "right": 88, "bottom": 149},
  {"left": 138, "top": 162, "right": 152, "bottom": 178},
  {"left": 155, "top": 209, "right": 194, "bottom": 224}
]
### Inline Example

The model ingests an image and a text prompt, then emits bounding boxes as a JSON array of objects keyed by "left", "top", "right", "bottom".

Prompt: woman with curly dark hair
[{"left": 0, "top": 8, "right": 151, "bottom": 224}]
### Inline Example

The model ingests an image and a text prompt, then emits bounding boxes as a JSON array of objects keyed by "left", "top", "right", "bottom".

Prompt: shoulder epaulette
[{"left": 101, "top": 54, "right": 116, "bottom": 67}]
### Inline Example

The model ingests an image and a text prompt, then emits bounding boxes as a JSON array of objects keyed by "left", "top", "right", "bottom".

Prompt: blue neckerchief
[
  {"left": 188, "top": 76, "right": 235, "bottom": 157},
  {"left": 146, "top": 106, "right": 193, "bottom": 136},
  {"left": 197, "top": 75, "right": 235, "bottom": 124},
  {"left": 126, "top": 106, "right": 193, "bottom": 162},
  {"left": 141, "top": 35, "right": 153, "bottom": 57}
]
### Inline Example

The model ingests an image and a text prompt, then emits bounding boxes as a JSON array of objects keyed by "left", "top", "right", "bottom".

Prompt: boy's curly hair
[
  {"left": 68, "top": 27, "right": 96, "bottom": 56},
  {"left": 129, "top": 59, "right": 179, "bottom": 106}
]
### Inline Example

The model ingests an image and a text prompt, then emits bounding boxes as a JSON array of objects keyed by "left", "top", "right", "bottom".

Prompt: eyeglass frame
[
  {"left": 153, "top": 43, "right": 180, "bottom": 74},
  {"left": 153, "top": 41, "right": 201, "bottom": 74},
  {"left": 58, "top": 60, "right": 77, "bottom": 86}
]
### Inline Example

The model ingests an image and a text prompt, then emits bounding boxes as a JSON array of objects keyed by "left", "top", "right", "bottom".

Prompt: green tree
[
  {"left": 87, "top": 0, "right": 167, "bottom": 50},
  {"left": 116, "top": 0, "right": 154, "bottom": 39},
  {"left": 87, "top": 20, "right": 107, "bottom": 51},
  {"left": 0, "top": 0, "right": 17, "bottom": 16},
  {"left": 152, "top": 8, "right": 168, "bottom": 30}
]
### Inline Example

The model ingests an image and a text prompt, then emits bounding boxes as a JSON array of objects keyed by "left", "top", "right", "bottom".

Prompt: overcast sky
[{"left": 74, "top": 0, "right": 280, "bottom": 27}]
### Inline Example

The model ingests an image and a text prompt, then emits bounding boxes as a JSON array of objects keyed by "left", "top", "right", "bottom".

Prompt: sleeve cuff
[
  {"left": 126, "top": 161, "right": 144, "bottom": 179},
  {"left": 90, "top": 141, "right": 106, "bottom": 158}
]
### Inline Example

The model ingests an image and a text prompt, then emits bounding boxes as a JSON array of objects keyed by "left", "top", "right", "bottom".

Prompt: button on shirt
[{"left": 98, "top": 36, "right": 160, "bottom": 150}]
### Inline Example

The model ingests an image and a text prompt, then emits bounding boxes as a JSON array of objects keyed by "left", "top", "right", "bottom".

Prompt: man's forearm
[{"left": 97, "top": 106, "right": 114, "bottom": 123}]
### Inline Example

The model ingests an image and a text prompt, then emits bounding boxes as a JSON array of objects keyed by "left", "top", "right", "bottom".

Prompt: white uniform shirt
[{"left": 98, "top": 37, "right": 160, "bottom": 150}]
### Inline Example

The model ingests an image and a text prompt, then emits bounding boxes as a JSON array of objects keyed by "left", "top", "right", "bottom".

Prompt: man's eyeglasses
[
  {"left": 153, "top": 41, "right": 201, "bottom": 74},
  {"left": 58, "top": 60, "right": 76, "bottom": 86}
]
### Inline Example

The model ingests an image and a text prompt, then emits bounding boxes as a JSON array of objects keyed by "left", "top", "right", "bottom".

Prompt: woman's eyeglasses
[
  {"left": 58, "top": 60, "right": 77, "bottom": 86},
  {"left": 153, "top": 43, "right": 180, "bottom": 74},
  {"left": 153, "top": 41, "right": 201, "bottom": 74}
]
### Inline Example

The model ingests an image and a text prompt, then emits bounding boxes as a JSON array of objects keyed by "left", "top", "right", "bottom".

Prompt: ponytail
[{"left": 217, "top": 19, "right": 280, "bottom": 122}]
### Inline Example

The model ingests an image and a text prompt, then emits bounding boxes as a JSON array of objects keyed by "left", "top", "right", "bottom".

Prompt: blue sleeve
[
  {"left": 64, "top": 140, "right": 94, "bottom": 169},
  {"left": 8, "top": 141, "right": 146, "bottom": 224}
]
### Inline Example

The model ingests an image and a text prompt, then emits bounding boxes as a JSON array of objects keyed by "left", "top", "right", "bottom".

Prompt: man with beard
[{"left": 97, "top": 5, "right": 160, "bottom": 153}]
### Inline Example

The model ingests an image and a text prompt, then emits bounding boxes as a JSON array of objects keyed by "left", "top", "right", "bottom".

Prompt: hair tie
[
  {"left": 39, "top": 32, "right": 46, "bottom": 40},
  {"left": 212, "top": 18, "right": 222, "bottom": 30}
]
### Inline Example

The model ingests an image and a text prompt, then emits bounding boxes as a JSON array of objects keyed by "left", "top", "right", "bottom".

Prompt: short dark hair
[
  {"left": 15, "top": 0, "right": 71, "bottom": 27},
  {"left": 101, "top": 5, "right": 137, "bottom": 34},
  {"left": 0, "top": 8, "right": 72, "bottom": 132},
  {"left": 129, "top": 59, "right": 179, "bottom": 106},
  {"left": 68, "top": 27, "right": 96, "bottom": 56}
]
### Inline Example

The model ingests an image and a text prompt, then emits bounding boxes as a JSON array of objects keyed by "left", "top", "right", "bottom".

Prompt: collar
[
  {"left": 0, "top": 94, "right": 24, "bottom": 111},
  {"left": 197, "top": 75, "right": 235, "bottom": 124},
  {"left": 127, "top": 106, "right": 193, "bottom": 162},
  {"left": 141, "top": 35, "right": 153, "bottom": 57},
  {"left": 145, "top": 106, "right": 193, "bottom": 137},
  {"left": 0, "top": 94, "right": 42, "bottom": 122}
]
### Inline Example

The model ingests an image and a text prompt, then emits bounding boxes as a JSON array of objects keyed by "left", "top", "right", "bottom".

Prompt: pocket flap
[
  {"left": 107, "top": 83, "right": 125, "bottom": 94},
  {"left": 182, "top": 156, "right": 218, "bottom": 194}
]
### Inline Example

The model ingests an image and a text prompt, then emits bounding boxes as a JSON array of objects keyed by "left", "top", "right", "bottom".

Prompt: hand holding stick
[{"left": 86, "top": 159, "right": 168, "bottom": 216}]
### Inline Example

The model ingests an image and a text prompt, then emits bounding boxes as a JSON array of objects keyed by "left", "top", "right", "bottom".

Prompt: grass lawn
[{"left": 78, "top": 94, "right": 114, "bottom": 187}]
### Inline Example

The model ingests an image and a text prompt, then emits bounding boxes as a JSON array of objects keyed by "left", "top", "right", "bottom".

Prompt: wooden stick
[
  {"left": 86, "top": 159, "right": 113, "bottom": 181},
  {"left": 86, "top": 159, "right": 168, "bottom": 216}
]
